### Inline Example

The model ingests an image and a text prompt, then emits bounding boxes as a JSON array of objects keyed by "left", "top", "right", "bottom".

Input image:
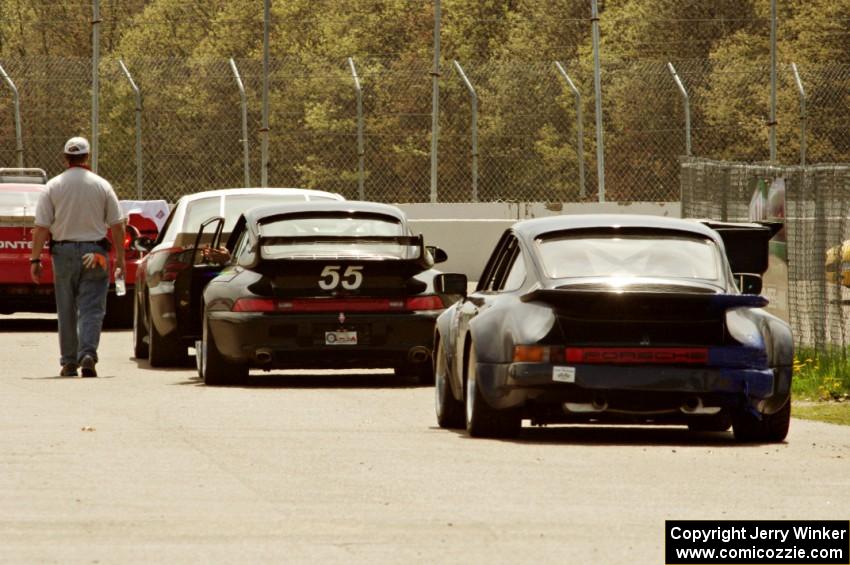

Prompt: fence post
[
  {"left": 590, "top": 0, "right": 605, "bottom": 202},
  {"left": 555, "top": 61, "right": 586, "bottom": 198},
  {"left": 452, "top": 60, "right": 478, "bottom": 202},
  {"left": 666, "top": 62, "right": 691, "bottom": 157},
  {"left": 790, "top": 62, "right": 806, "bottom": 167},
  {"left": 91, "top": 0, "right": 101, "bottom": 172},
  {"left": 348, "top": 57, "right": 365, "bottom": 200},
  {"left": 769, "top": 0, "right": 777, "bottom": 162},
  {"left": 229, "top": 58, "right": 250, "bottom": 188},
  {"left": 0, "top": 63, "right": 23, "bottom": 168},
  {"left": 118, "top": 60, "right": 144, "bottom": 199},
  {"left": 261, "top": 0, "right": 270, "bottom": 187},
  {"left": 430, "top": 0, "right": 441, "bottom": 203}
]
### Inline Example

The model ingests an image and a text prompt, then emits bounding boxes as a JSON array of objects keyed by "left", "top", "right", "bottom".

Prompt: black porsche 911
[
  {"left": 196, "top": 201, "right": 457, "bottom": 385},
  {"left": 432, "top": 214, "right": 793, "bottom": 442}
]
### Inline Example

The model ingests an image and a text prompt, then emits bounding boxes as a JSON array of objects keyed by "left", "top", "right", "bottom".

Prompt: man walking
[{"left": 30, "top": 137, "right": 125, "bottom": 377}]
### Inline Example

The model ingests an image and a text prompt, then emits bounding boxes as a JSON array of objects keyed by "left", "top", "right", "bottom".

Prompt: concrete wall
[{"left": 404, "top": 202, "right": 681, "bottom": 279}]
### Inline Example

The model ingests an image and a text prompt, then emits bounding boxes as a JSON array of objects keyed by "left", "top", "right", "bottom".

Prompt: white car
[{"left": 133, "top": 188, "right": 344, "bottom": 365}]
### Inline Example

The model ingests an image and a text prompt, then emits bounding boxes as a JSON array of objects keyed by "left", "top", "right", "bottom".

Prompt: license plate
[
  {"left": 552, "top": 366, "right": 576, "bottom": 383},
  {"left": 325, "top": 330, "right": 358, "bottom": 345}
]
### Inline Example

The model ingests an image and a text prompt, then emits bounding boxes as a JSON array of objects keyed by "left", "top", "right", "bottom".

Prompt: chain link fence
[
  {"left": 681, "top": 157, "right": 850, "bottom": 353},
  {"left": 2, "top": 57, "right": 850, "bottom": 204}
]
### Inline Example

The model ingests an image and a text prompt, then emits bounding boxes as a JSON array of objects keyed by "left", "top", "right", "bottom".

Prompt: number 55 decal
[{"left": 318, "top": 265, "right": 364, "bottom": 290}]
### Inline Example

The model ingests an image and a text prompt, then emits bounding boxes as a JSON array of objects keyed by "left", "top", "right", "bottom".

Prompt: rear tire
[
  {"left": 202, "top": 313, "right": 248, "bottom": 386},
  {"left": 435, "top": 337, "right": 464, "bottom": 429},
  {"left": 465, "top": 343, "right": 521, "bottom": 438},
  {"left": 687, "top": 410, "right": 732, "bottom": 432},
  {"left": 133, "top": 293, "right": 149, "bottom": 360},
  {"left": 732, "top": 399, "right": 791, "bottom": 443},
  {"left": 148, "top": 303, "right": 188, "bottom": 367}
]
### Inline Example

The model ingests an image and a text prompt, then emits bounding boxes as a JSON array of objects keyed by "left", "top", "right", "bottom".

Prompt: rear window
[
  {"left": 537, "top": 233, "right": 722, "bottom": 281},
  {"left": 0, "top": 190, "right": 42, "bottom": 216},
  {"left": 183, "top": 193, "right": 310, "bottom": 233},
  {"left": 183, "top": 197, "right": 221, "bottom": 234},
  {"left": 258, "top": 214, "right": 413, "bottom": 259},
  {"left": 222, "top": 194, "right": 307, "bottom": 229}
]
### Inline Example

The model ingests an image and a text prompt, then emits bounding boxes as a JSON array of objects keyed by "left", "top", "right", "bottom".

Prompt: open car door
[{"left": 173, "top": 216, "right": 225, "bottom": 340}]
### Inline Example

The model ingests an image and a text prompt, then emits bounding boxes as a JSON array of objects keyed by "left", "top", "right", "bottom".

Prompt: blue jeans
[{"left": 51, "top": 242, "right": 109, "bottom": 366}]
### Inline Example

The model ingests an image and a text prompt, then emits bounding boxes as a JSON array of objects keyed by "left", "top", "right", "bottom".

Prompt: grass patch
[
  {"left": 793, "top": 402, "right": 850, "bottom": 426},
  {"left": 791, "top": 347, "right": 850, "bottom": 400}
]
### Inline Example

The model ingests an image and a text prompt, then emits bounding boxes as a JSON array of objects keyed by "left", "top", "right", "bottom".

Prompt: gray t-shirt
[{"left": 35, "top": 167, "right": 124, "bottom": 241}]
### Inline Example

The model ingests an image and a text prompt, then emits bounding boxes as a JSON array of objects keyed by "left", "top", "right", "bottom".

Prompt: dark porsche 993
[
  {"left": 433, "top": 214, "right": 792, "bottom": 442},
  {"left": 197, "top": 201, "right": 457, "bottom": 385}
]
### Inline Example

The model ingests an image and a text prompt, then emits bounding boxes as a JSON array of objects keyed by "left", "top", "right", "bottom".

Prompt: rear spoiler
[
  {"left": 521, "top": 287, "right": 767, "bottom": 319},
  {"left": 257, "top": 234, "right": 432, "bottom": 270},
  {"left": 0, "top": 167, "right": 47, "bottom": 184},
  {"left": 0, "top": 214, "right": 35, "bottom": 225},
  {"left": 697, "top": 220, "right": 782, "bottom": 276}
]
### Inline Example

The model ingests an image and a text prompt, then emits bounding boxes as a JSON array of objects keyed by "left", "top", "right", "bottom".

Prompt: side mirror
[
  {"left": 132, "top": 237, "right": 155, "bottom": 253},
  {"left": 435, "top": 273, "right": 467, "bottom": 297},
  {"left": 427, "top": 245, "right": 448, "bottom": 264},
  {"left": 737, "top": 274, "right": 763, "bottom": 295}
]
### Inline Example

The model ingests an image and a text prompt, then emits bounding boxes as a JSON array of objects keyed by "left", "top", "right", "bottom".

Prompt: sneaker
[
  {"left": 60, "top": 364, "right": 78, "bottom": 377},
  {"left": 80, "top": 356, "right": 97, "bottom": 378}
]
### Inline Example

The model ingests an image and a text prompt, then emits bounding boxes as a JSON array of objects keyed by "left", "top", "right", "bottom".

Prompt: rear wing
[
  {"left": 0, "top": 168, "right": 47, "bottom": 184},
  {"left": 0, "top": 214, "right": 35, "bottom": 225},
  {"left": 521, "top": 287, "right": 768, "bottom": 319},
  {"left": 246, "top": 234, "right": 433, "bottom": 296},
  {"left": 256, "top": 234, "right": 432, "bottom": 270},
  {"left": 697, "top": 220, "right": 781, "bottom": 276}
]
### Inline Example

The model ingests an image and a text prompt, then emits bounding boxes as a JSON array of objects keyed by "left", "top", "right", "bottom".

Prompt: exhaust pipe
[
  {"left": 564, "top": 395, "right": 608, "bottom": 414},
  {"left": 407, "top": 346, "right": 430, "bottom": 364},
  {"left": 255, "top": 349, "right": 273, "bottom": 364},
  {"left": 679, "top": 397, "right": 723, "bottom": 415},
  {"left": 681, "top": 397, "right": 702, "bottom": 413}
]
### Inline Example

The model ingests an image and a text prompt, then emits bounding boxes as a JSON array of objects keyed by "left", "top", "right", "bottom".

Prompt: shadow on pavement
[
  {"left": 174, "top": 371, "right": 425, "bottom": 390},
  {"left": 22, "top": 375, "right": 117, "bottom": 380},
  {"left": 131, "top": 356, "right": 195, "bottom": 372},
  {"left": 0, "top": 318, "right": 58, "bottom": 332},
  {"left": 439, "top": 424, "right": 753, "bottom": 447}
]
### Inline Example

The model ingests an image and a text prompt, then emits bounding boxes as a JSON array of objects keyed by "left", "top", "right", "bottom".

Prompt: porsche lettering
[{"left": 565, "top": 348, "right": 708, "bottom": 365}]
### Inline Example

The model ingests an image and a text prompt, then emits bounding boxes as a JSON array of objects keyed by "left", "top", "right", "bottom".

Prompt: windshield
[
  {"left": 537, "top": 233, "right": 722, "bottom": 282},
  {"left": 258, "top": 214, "right": 414, "bottom": 259},
  {"left": 0, "top": 190, "right": 42, "bottom": 216}
]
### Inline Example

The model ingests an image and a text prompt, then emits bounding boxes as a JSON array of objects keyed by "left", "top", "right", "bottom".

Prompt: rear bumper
[
  {"left": 475, "top": 362, "right": 792, "bottom": 416},
  {"left": 207, "top": 310, "right": 439, "bottom": 369},
  {"left": 0, "top": 284, "right": 56, "bottom": 313}
]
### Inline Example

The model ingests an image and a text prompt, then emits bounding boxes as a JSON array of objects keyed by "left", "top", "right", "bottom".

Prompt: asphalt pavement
[{"left": 1, "top": 314, "right": 848, "bottom": 564}]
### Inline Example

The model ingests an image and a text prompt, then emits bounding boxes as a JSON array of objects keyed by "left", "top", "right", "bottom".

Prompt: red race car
[{"left": 0, "top": 168, "right": 165, "bottom": 327}]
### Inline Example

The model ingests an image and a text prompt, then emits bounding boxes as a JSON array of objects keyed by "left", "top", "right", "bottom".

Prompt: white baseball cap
[{"left": 63, "top": 137, "right": 90, "bottom": 155}]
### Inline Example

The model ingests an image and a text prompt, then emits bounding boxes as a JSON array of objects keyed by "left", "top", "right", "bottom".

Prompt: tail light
[
  {"left": 565, "top": 347, "right": 708, "bottom": 365},
  {"left": 404, "top": 295, "right": 445, "bottom": 311},
  {"left": 232, "top": 298, "right": 278, "bottom": 312},
  {"left": 124, "top": 225, "right": 140, "bottom": 250},
  {"left": 513, "top": 345, "right": 708, "bottom": 365},
  {"left": 160, "top": 247, "right": 189, "bottom": 282},
  {"left": 231, "top": 295, "right": 446, "bottom": 313},
  {"left": 513, "top": 345, "right": 564, "bottom": 363}
]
